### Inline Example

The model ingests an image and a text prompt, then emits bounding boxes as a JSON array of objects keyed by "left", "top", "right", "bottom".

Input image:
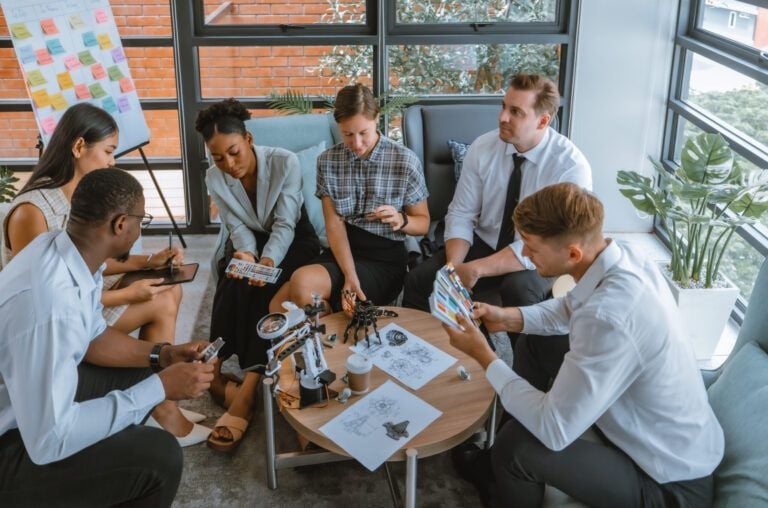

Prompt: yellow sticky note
[
  {"left": 50, "top": 92, "right": 69, "bottom": 110},
  {"left": 10, "top": 23, "right": 33, "bottom": 39},
  {"left": 96, "top": 33, "right": 113, "bottom": 50},
  {"left": 31, "top": 89, "right": 51, "bottom": 109},
  {"left": 56, "top": 71, "right": 74, "bottom": 90},
  {"left": 27, "top": 70, "right": 47, "bottom": 87}
]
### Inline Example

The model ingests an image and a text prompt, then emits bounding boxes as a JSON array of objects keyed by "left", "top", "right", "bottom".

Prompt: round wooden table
[{"left": 265, "top": 307, "right": 496, "bottom": 507}]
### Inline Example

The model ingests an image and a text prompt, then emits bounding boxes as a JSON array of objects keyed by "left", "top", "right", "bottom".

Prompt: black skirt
[
  {"left": 313, "top": 223, "right": 407, "bottom": 311},
  {"left": 209, "top": 208, "right": 321, "bottom": 368}
]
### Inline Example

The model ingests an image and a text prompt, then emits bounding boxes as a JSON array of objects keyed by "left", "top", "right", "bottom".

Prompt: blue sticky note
[
  {"left": 18, "top": 45, "right": 36, "bottom": 64},
  {"left": 82, "top": 31, "right": 98, "bottom": 47},
  {"left": 45, "top": 38, "right": 66, "bottom": 55},
  {"left": 102, "top": 96, "right": 118, "bottom": 113}
]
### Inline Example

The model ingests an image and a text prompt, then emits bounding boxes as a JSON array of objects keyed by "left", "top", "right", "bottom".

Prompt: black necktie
[{"left": 497, "top": 154, "right": 525, "bottom": 250}]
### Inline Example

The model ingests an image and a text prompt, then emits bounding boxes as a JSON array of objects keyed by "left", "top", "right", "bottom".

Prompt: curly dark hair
[
  {"left": 69, "top": 168, "right": 143, "bottom": 226},
  {"left": 194, "top": 98, "right": 251, "bottom": 142}
]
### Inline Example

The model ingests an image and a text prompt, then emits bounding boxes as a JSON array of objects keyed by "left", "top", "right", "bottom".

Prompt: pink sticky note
[
  {"left": 40, "top": 18, "right": 59, "bottom": 35},
  {"left": 35, "top": 48, "right": 53, "bottom": 65},
  {"left": 91, "top": 63, "right": 107, "bottom": 80},
  {"left": 41, "top": 116, "right": 57, "bottom": 135},
  {"left": 64, "top": 55, "right": 82, "bottom": 70},
  {"left": 94, "top": 8, "right": 109, "bottom": 24},
  {"left": 74, "top": 83, "right": 91, "bottom": 99},
  {"left": 119, "top": 77, "right": 134, "bottom": 93}
]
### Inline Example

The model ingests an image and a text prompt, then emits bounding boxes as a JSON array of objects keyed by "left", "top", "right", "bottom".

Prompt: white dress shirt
[
  {"left": 0, "top": 231, "right": 165, "bottom": 465},
  {"left": 485, "top": 240, "right": 724, "bottom": 483},
  {"left": 444, "top": 127, "right": 592, "bottom": 269},
  {"left": 206, "top": 144, "right": 304, "bottom": 273}
]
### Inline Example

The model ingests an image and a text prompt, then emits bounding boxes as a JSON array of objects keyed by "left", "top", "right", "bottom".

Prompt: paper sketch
[
  {"left": 319, "top": 380, "right": 442, "bottom": 471},
  {"left": 352, "top": 323, "right": 456, "bottom": 390}
]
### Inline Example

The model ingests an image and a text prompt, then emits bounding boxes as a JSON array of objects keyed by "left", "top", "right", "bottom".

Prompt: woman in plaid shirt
[{"left": 271, "top": 84, "right": 430, "bottom": 314}]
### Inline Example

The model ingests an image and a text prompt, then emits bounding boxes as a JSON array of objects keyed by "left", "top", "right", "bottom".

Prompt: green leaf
[
  {"left": 680, "top": 132, "right": 733, "bottom": 184},
  {"left": 0, "top": 166, "right": 19, "bottom": 204},
  {"left": 267, "top": 90, "right": 315, "bottom": 115}
]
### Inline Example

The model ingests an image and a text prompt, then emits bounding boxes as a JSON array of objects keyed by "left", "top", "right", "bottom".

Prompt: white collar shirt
[
  {"left": 444, "top": 127, "right": 592, "bottom": 268},
  {"left": 0, "top": 231, "right": 165, "bottom": 465},
  {"left": 486, "top": 240, "right": 724, "bottom": 483}
]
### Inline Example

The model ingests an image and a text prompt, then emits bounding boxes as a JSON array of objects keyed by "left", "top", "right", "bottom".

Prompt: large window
[
  {"left": 663, "top": 0, "right": 768, "bottom": 317},
  {"left": 1, "top": 1, "right": 578, "bottom": 233}
]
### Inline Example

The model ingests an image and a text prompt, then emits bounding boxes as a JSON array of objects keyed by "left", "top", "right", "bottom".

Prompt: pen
[{"left": 168, "top": 231, "right": 175, "bottom": 275}]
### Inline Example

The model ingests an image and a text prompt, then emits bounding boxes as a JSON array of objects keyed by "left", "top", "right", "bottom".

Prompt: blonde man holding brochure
[{"left": 445, "top": 183, "right": 723, "bottom": 508}]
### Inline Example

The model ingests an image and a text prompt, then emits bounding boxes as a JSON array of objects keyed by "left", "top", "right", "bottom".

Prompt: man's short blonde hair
[
  {"left": 508, "top": 73, "right": 560, "bottom": 117},
  {"left": 513, "top": 183, "right": 603, "bottom": 241}
]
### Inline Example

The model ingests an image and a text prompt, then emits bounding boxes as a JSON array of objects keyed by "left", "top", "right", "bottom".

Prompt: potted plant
[
  {"left": 0, "top": 166, "right": 18, "bottom": 204},
  {"left": 617, "top": 132, "right": 768, "bottom": 359}
]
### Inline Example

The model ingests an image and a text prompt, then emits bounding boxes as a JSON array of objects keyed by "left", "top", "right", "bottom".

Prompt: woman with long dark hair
[
  {"left": 196, "top": 98, "right": 321, "bottom": 452},
  {"left": 2, "top": 103, "right": 210, "bottom": 446}
]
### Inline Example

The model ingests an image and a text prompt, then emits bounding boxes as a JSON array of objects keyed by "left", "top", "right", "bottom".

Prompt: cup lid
[{"left": 346, "top": 353, "right": 372, "bottom": 374}]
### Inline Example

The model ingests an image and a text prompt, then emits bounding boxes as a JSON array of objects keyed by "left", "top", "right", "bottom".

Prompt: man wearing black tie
[{"left": 403, "top": 74, "right": 592, "bottom": 349}]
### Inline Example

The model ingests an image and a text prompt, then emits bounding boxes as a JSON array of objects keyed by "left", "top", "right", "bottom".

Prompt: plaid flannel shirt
[{"left": 316, "top": 135, "right": 428, "bottom": 241}]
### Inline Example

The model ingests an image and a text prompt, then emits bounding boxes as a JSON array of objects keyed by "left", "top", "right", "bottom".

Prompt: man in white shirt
[
  {"left": 403, "top": 74, "right": 591, "bottom": 348},
  {"left": 445, "top": 183, "right": 724, "bottom": 507},
  {"left": 0, "top": 168, "right": 214, "bottom": 507}
]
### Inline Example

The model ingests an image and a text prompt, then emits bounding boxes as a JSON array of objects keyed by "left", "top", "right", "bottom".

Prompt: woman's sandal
[
  {"left": 207, "top": 412, "right": 249, "bottom": 452},
  {"left": 211, "top": 380, "right": 240, "bottom": 409}
]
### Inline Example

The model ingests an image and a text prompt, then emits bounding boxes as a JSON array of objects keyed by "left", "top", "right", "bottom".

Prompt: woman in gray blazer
[{"left": 195, "top": 99, "right": 320, "bottom": 452}]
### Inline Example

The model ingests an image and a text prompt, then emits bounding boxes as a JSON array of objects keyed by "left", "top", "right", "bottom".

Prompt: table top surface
[{"left": 276, "top": 307, "right": 495, "bottom": 461}]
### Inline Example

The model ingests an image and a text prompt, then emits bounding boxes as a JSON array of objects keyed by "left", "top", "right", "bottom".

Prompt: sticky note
[
  {"left": 18, "top": 45, "right": 36, "bottom": 64},
  {"left": 119, "top": 77, "right": 135, "bottom": 93},
  {"left": 94, "top": 8, "right": 109, "bottom": 24},
  {"left": 78, "top": 50, "right": 96, "bottom": 65},
  {"left": 31, "top": 89, "right": 51, "bottom": 108},
  {"left": 107, "top": 65, "right": 124, "bottom": 81},
  {"left": 10, "top": 23, "right": 32, "bottom": 40},
  {"left": 111, "top": 47, "right": 126, "bottom": 63},
  {"left": 40, "top": 18, "right": 59, "bottom": 35},
  {"left": 50, "top": 92, "right": 68, "bottom": 110},
  {"left": 64, "top": 55, "right": 82, "bottom": 70},
  {"left": 26, "top": 70, "right": 47, "bottom": 87},
  {"left": 35, "top": 48, "right": 53, "bottom": 65},
  {"left": 45, "top": 38, "right": 66, "bottom": 55},
  {"left": 89, "top": 82, "right": 107, "bottom": 98},
  {"left": 97, "top": 33, "right": 113, "bottom": 50},
  {"left": 102, "top": 96, "right": 118, "bottom": 113},
  {"left": 57, "top": 71, "right": 74, "bottom": 90},
  {"left": 41, "top": 116, "right": 57, "bottom": 135},
  {"left": 117, "top": 96, "right": 131, "bottom": 113},
  {"left": 91, "top": 63, "right": 107, "bottom": 80},
  {"left": 74, "top": 83, "right": 91, "bottom": 99},
  {"left": 68, "top": 15, "right": 86, "bottom": 30},
  {"left": 82, "top": 31, "right": 98, "bottom": 47}
]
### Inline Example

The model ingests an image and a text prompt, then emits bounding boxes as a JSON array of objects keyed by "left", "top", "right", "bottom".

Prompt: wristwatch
[
  {"left": 149, "top": 342, "right": 171, "bottom": 373},
  {"left": 399, "top": 210, "right": 409, "bottom": 229}
]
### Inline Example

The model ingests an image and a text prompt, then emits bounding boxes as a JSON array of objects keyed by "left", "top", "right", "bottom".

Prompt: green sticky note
[
  {"left": 27, "top": 69, "right": 47, "bottom": 87},
  {"left": 10, "top": 23, "right": 33, "bottom": 39},
  {"left": 78, "top": 50, "right": 96, "bottom": 65},
  {"left": 107, "top": 65, "right": 124, "bottom": 81},
  {"left": 89, "top": 82, "right": 107, "bottom": 99},
  {"left": 69, "top": 14, "right": 86, "bottom": 30}
]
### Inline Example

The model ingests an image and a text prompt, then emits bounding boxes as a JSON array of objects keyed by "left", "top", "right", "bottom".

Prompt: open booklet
[{"left": 428, "top": 263, "right": 479, "bottom": 329}]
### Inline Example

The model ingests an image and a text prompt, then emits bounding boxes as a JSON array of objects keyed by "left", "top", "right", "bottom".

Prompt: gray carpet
[{"left": 169, "top": 238, "right": 499, "bottom": 507}]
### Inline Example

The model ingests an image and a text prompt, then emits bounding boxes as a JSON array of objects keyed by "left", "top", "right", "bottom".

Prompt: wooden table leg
[{"left": 405, "top": 448, "right": 418, "bottom": 508}]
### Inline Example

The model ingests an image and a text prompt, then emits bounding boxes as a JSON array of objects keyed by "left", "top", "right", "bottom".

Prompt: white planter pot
[{"left": 658, "top": 263, "right": 739, "bottom": 360}]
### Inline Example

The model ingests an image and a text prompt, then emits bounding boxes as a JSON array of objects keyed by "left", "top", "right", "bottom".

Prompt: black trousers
[
  {"left": 490, "top": 335, "right": 714, "bottom": 508},
  {"left": 402, "top": 237, "right": 554, "bottom": 344},
  {"left": 0, "top": 363, "right": 182, "bottom": 508}
]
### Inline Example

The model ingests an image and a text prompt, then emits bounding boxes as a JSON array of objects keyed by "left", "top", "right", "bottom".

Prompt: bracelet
[
  {"left": 143, "top": 253, "right": 153, "bottom": 269},
  {"left": 149, "top": 342, "right": 170, "bottom": 373},
  {"left": 399, "top": 210, "right": 409, "bottom": 229}
]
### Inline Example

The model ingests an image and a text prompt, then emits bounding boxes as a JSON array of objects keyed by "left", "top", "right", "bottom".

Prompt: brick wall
[{"left": 204, "top": 0, "right": 365, "bottom": 25}]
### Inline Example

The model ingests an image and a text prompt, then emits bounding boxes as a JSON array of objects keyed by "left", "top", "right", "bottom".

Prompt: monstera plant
[{"left": 617, "top": 132, "right": 768, "bottom": 289}]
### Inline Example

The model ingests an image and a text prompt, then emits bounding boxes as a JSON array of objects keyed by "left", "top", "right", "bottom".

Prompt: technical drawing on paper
[
  {"left": 402, "top": 343, "right": 434, "bottom": 364},
  {"left": 386, "top": 358, "right": 423, "bottom": 380}
]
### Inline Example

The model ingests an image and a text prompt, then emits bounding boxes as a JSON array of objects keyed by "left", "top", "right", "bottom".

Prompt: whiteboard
[{"left": 1, "top": 0, "right": 150, "bottom": 156}]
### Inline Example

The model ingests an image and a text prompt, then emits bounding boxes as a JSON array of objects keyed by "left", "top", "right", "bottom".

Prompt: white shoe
[
  {"left": 179, "top": 407, "right": 206, "bottom": 423},
  {"left": 145, "top": 416, "right": 212, "bottom": 447}
]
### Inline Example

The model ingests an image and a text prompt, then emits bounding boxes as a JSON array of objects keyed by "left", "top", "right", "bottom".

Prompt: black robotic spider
[{"left": 343, "top": 299, "right": 399, "bottom": 347}]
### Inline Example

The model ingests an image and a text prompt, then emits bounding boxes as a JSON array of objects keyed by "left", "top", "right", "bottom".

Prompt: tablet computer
[{"left": 114, "top": 263, "right": 199, "bottom": 289}]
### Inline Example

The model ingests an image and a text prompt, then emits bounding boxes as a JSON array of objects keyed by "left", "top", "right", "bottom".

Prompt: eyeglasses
[{"left": 125, "top": 212, "right": 154, "bottom": 228}]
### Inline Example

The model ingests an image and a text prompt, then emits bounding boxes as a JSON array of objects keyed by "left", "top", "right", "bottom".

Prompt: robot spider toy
[{"left": 342, "top": 292, "right": 398, "bottom": 347}]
